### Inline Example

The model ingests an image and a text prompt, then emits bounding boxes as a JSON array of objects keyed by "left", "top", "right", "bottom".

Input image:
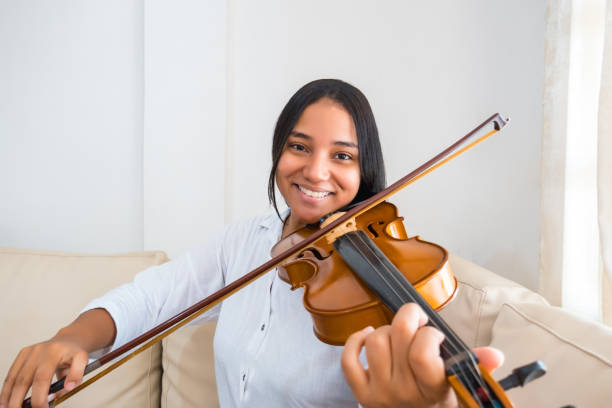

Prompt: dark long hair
[{"left": 268, "top": 79, "right": 386, "bottom": 219}]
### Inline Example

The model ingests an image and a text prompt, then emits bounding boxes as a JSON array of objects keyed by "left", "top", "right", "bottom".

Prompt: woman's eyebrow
[
  {"left": 289, "top": 131, "right": 358, "bottom": 149},
  {"left": 289, "top": 131, "right": 311, "bottom": 140},
  {"left": 334, "top": 140, "right": 358, "bottom": 149}
]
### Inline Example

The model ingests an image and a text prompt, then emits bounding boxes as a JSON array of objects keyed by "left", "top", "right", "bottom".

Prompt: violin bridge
[{"left": 320, "top": 212, "right": 358, "bottom": 244}]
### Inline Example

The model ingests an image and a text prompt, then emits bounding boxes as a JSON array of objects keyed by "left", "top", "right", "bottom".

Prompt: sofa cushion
[
  {"left": 161, "top": 322, "right": 218, "bottom": 407},
  {"left": 440, "top": 254, "right": 549, "bottom": 347},
  {"left": 489, "top": 302, "right": 612, "bottom": 406},
  {"left": 440, "top": 255, "right": 612, "bottom": 404},
  {"left": 0, "top": 247, "right": 168, "bottom": 407}
]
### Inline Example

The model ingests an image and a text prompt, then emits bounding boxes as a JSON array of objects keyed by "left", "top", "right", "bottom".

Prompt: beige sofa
[{"left": 1, "top": 247, "right": 611, "bottom": 407}]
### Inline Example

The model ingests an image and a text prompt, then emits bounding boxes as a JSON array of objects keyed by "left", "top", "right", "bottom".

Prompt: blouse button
[{"left": 260, "top": 323, "right": 265, "bottom": 331}]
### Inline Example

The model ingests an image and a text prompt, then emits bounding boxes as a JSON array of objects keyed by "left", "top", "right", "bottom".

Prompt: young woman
[{"left": 0, "top": 79, "right": 501, "bottom": 408}]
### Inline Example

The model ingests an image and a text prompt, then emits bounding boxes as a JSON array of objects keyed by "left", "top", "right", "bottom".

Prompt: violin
[
  {"left": 273, "top": 200, "right": 547, "bottom": 407},
  {"left": 25, "top": 113, "right": 546, "bottom": 408},
  {"left": 271, "top": 200, "right": 457, "bottom": 345}
]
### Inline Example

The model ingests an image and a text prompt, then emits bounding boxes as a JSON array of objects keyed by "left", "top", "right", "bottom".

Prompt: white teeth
[{"left": 298, "top": 185, "right": 331, "bottom": 198}]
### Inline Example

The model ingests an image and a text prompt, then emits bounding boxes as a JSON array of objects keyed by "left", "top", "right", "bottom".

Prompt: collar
[
  {"left": 259, "top": 208, "right": 290, "bottom": 244},
  {"left": 259, "top": 208, "right": 289, "bottom": 228}
]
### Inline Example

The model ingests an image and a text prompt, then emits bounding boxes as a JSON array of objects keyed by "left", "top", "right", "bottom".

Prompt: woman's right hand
[
  {"left": 0, "top": 308, "right": 116, "bottom": 408},
  {"left": 0, "top": 337, "right": 88, "bottom": 408}
]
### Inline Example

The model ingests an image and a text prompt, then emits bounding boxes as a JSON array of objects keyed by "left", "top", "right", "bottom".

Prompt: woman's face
[{"left": 276, "top": 98, "right": 360, "bottom": 230}]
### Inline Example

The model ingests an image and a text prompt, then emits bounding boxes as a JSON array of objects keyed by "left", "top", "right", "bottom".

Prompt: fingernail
[
  {"left": 362, "top": 326, "right": 374, "bottom": 334},
  {"left": 64, "top": 381, "right": 76, "bottom": 391}
]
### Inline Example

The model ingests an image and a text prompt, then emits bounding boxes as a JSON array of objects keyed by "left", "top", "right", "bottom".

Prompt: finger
[
  {"left": 473, "top": 347, "right": 504, "bottom": 373},
  {"left": 0, "top": 348, "right": 30, "bottom": 407},
  {"left": 408, "top": 325, "right": 448, "bottom": 400},
  {"left": 54, "top": 367, "right": 68, "bottom": 383},
  {"left": 62, "top": 350, "right": 88, "bottom": 392},
  {"left": 6, "top": 357, "right": 38, "bottom": 408},
  {"left": 24, "top": 350, "right": 63, "bottom": 408},
  {"left": 30, "top": 364, "right": 57, "bottom": 408},
  {"left": 390, "top": 303, "right": 428, "bottom": 379},
  {"left": 341, "top": 326, "right": 374, "bottom": 397},
  {"left": 363, "top": 325, "right": 392, "bottom": 386},
  {"left": 393, "top": 303, "right": 428, "bottom": 327}
]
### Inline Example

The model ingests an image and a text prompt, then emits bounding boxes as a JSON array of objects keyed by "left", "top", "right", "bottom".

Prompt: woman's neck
[{"left": 281, "top": 212, "right": 306, "bottom": 239}]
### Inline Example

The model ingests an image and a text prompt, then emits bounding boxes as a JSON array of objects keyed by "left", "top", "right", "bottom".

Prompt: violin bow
[{"left": 26, "top": 113, "right": 509, "bottom": 407}]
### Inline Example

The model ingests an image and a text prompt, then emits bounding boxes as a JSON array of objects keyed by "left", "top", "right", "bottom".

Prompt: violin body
[{"left": 272, "top": 201, "right": 457, "bottom": 345}]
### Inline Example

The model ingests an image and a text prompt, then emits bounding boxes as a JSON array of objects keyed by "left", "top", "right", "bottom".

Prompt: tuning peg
[{"left": 498, "top": 360, "right": 547, "bottom": 391}]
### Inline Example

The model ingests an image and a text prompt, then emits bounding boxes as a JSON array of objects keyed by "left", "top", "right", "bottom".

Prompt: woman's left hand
[{"left": 341, "top": 303, "right": 504, "bottom": 408}]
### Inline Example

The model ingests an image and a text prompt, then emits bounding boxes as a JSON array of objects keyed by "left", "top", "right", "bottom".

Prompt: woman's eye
[
  {"left": 288, "top": 143, "right": 307, "bottom": 152},
  {"left": 335, "top": 152, "right": 352, "bottom": 160}
]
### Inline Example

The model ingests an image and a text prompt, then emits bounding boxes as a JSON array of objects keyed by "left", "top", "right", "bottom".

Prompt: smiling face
[{"left": 276, "top": 98, "right": 361, "bottom": 234}]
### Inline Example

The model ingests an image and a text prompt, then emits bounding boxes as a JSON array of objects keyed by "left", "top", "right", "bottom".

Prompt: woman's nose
[{"left": 303, "top": 154, "right": 330, "bottom": 182}]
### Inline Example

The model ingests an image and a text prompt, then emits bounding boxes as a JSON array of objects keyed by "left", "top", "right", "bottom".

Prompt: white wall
[
  {"left": 0, "top": 1, "right": 545, "bottom": 290},
  {"left": 143, "top": 0, "right": 227, "bottom": 258},
  {"left": 0, "top": 1, "right": 144, "bottom": 253}
]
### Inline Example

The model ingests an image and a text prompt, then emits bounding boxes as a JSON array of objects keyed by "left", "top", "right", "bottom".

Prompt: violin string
[{"left": 343, "top": 232, "right": 491, "bottom": 406}]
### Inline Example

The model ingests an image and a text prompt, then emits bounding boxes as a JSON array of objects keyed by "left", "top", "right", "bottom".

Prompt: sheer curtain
[
  {"left": 541, "top": 0, "right": 611, "bottom": 325},
  {"left": 599, "top": 0, "right": 612, "bottom": 325}
]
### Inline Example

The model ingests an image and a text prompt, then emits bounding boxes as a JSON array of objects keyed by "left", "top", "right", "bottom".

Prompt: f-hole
[
  {"left": 299, "top": 248, "right": 327, "bottom": 260},
  {"left": 366, "top": 221, "right": 386, "bottom": 238}
]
